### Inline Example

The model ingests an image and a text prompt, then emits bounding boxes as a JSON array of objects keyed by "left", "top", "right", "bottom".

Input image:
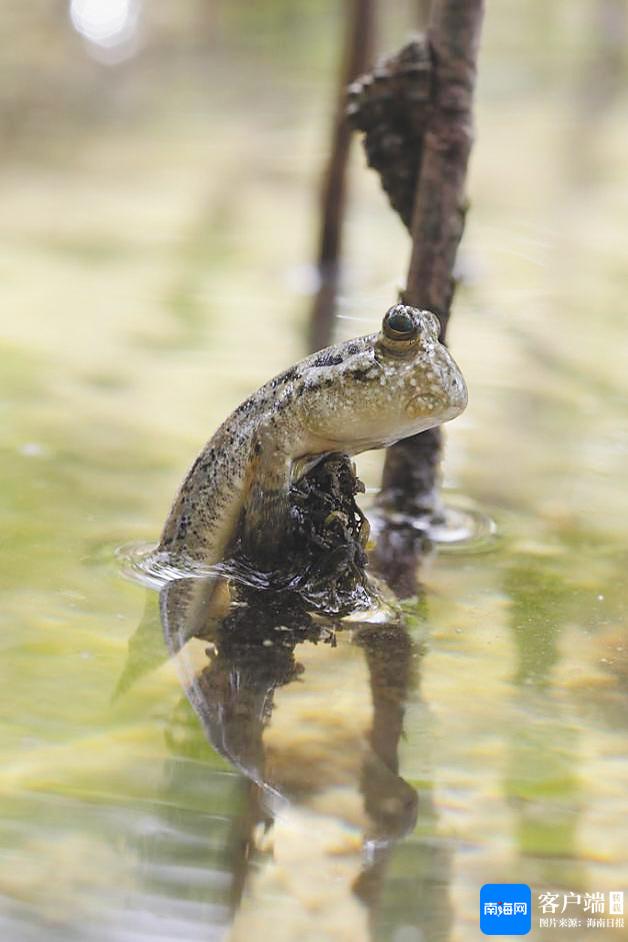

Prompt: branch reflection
[{"left": 160, "top": 575, "right": 420, "bottom": 939}]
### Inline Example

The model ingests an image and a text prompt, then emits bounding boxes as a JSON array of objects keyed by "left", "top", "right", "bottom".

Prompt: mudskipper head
[
  {"left": 373, "top": 303, "right": 468, "bottom": 434},
  {"left": 301, "top": 303, "right": 467, "bottom": 455}
]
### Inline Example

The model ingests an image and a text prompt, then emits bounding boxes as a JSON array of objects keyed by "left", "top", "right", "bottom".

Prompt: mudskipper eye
[{"left": 382, "top": 305, "right": 419, "bottom": 341}]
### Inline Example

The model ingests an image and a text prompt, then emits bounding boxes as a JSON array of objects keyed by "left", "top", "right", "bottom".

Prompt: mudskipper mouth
[
  {"left": 404, "top": 375, "right": 467, "bottom": 424},
  {"left": 448, "top": 370, "right": 468, "bottom": 416},
  {"left": 439, "top": 348, "right": 468, "bottom": 416}
]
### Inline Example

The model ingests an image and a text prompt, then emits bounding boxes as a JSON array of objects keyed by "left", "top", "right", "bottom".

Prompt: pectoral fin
[
  {"left": 241, "top": 434, "right": 292, "bottom": 567},
  {"left": 160, "top": 575, "right": 228, "bottom": 655}
]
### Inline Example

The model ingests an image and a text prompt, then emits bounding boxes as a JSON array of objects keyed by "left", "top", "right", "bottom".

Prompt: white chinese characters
[
  {"left": 538, "top": 891, "right": 623, "bottom": 917},
  {"left": 483, "top": 902, "right": 527, "bottom": 916}
]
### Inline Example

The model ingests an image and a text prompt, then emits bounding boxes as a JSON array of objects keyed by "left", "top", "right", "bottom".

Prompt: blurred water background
[{"left": 0, "top": 2, "right": 627, "bottom": 940}]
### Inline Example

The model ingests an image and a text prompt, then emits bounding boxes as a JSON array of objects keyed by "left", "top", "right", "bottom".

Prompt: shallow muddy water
[{"left": 1, "top": 3, "right": 627, "bottom": 940}]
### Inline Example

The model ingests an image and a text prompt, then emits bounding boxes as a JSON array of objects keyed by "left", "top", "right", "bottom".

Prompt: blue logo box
[{"left": 480, "top": 884, "right": 531, "bottom": 935}]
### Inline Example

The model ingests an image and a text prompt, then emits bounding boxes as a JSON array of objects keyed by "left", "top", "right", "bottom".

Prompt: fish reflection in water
[{"left": 159, "top": 573, "right": 428, "bottom": 940}]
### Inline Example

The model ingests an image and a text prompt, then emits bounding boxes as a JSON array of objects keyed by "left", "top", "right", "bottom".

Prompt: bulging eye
[{"left": 382, "top": 305, "right": 419, "bottom": 341}]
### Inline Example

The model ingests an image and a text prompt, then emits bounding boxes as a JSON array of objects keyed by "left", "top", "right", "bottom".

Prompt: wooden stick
[
  {"left": 372, "top": 0, "right": 484, "bottom": 593},
  {"left": 308, "top": 0, "right": 376, "bottom": 353},
  {"left": 378, "top": 0, "right": 484, "bottom": 525}
]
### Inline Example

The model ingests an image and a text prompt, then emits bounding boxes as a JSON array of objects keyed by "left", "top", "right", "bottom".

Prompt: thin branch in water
[
  {"left": 307, "top": 0, "right": 376, "bottom": 353},
  {"left": 350, "top": 0, "right": 484, "bottom": 591}
]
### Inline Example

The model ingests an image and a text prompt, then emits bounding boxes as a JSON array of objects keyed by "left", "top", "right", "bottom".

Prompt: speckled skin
[{"left": 159, "top": 308, "right": 467, "bottom": 565}]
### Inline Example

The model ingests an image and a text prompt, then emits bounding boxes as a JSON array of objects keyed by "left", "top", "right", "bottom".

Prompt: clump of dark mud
[
  {"left": 347, "top": 38, "right": 432, "bottom": 230},
  {"left": 233, "top": 453, "right": 376, "bottom": 615},
  {"left": 289, "top": 453, "right": 371, "bottom": 606}
]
